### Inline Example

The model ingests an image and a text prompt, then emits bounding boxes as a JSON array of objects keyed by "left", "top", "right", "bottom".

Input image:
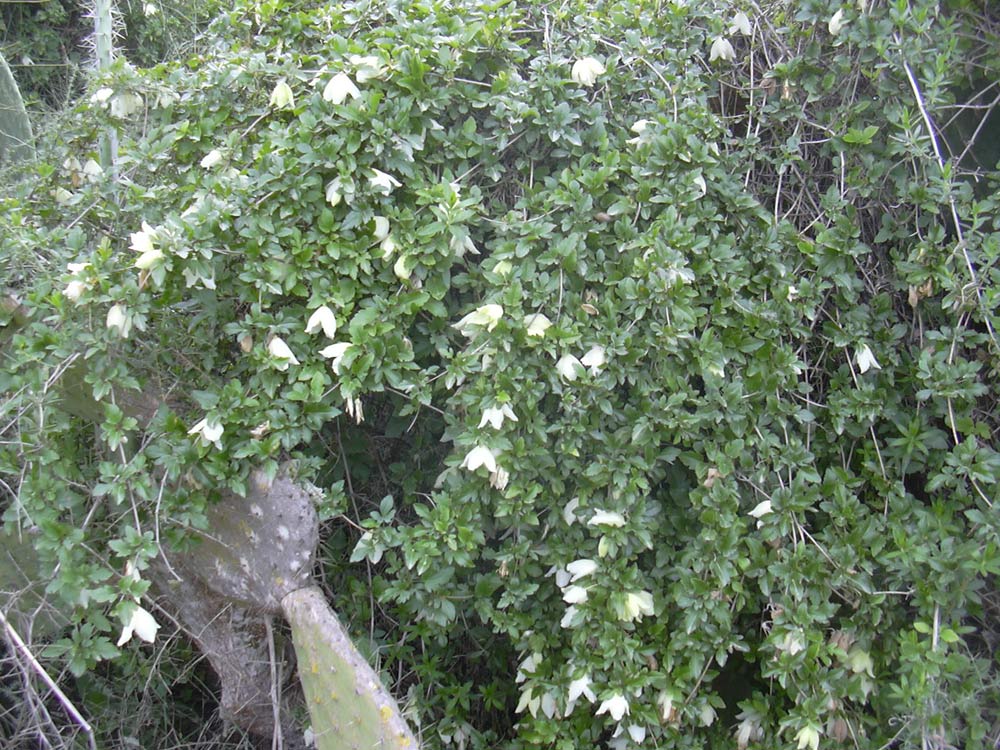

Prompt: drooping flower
[
  {"left": 581, "top": 345, "right": 606, "bottom": 374},
  {"left": 188, "top": 417, "right": 224, "bottom": 448},
  {"left": 795, "top": 725, "right": 821, "bottom": 750},
  {"left": 131, "top": 223, "right": 164, "bottom": 270},
  {"left": 91, "top": 87, "right": 114, "bottom": 105},
  {"left": 369, "top": 169, "right": 402, "bottom": 194},
  {"left": 709, "top": 37, "right": 736, "bottom": 63},
  {"left": 556, "top": 354, "right": 584, "bottom": 381},
  {"left": 117, "top": 604, "right": 160, "bottom": 646},
  {"left": 563, "top": 497, "right": 580, "bottom": 525},
  {"left": 571, "top": 57, "right": 606, "bottom": 87},
  {"left": 372, "top": 216, "right": 390, "bottom": 241},
  {"left": 525, "top": 313, "right": 552, "bottom": 337},
  {"left": 567, "top": 674, "right": 597, "bottom": 706},
  {"left": 461, "top": 445, "right": 497, "bottom": 473},
  {"left": 628, "top": 725, "right": 647, "bottom": 743},
  {"left": 319, "top": 342, "right": 352, "bottom": 375},
  {"left": 111, "top": 92, "right": 144, "bottom": 118},
  {"left": 749, "top": 500, "right": 772, "bottom": 519},
  {"left": 567, "top": 559, "right": 598, "bottom": 582},
  {"left": 855, "top": 343, "right": 881, "bottom": 373},
  {"left": 64, "top": 279, "right": 88, "bottom": 302},
  {"left": 200, "top": 149, "right": 223, "bottom": 169},
  {"left": 106, "top": 304, "right": 128, "bottom": 338},
  {"left": 349, "top": 54, "right": 386, "bottom": 82},
  {"left": 828, "top": 9, "right": 847, "bottom": 35},
  {"left": 730, "top": 11, "right": 752, "bottom": 36},
  {"left": 588, "top": 509, "right": 626, "bottom": 527},
  {"left": 325, "top": 177, "right": 344, "bottom": 207},
  {"left": 479, "top": 404, "right": 518, "bottom": 430},
  {"left": 83, "top": 159, "right": 104, "bottom": 182},
  {"left": 620, "top": 590, "right": 654, "bottom": 622},
  {"left": 268, "top": 337, "right": 299, "bottom": 370},
  {"left": 489, "top": 466, "right": 510, "bottom": 491},
  {"left": 143, "top": 2, "right": 158, "bottom": 16},
  {"left": 269, "top": 79, "right": 295, "bottom": 109},
  {"left": 380, "top": 234, "right": 397, "bottom": 260},
  {"left": 323, "top": 72, "right": 361, "bottom": 104},
  {"left": 305, "top": 305, "right": 337, "bottom": 338},
  {"left": 453, "top": 304, "right": 504, "bottom": 336},
  {"left": 596, "top": 693, "right": 630, "bottom": 722},
  {"left": 562, "top": 585, "right": 589, "bottom": 604}
]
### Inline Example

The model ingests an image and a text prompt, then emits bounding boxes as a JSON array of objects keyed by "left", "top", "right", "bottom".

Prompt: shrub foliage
[{"left": 2, "top": 0, "right": 999, "bottom": 747}]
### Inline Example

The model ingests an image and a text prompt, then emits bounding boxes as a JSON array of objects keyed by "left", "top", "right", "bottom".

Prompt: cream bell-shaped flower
[
  {"left": 479, "top": 404, "right": 518, "bottom": 430},
  {"left": 267, "top": 337, "right": 299, "bottom": 370},
  {"left": 556, "top": 354, "right": 584, "bottom": 381},
  {"left": 350, "top": 54, "right": 386, "bottom": 83},
  {"left": 730, "top": 11, "right": 752, "bottom": 36},
  {"left": 589, "top": 509, "right": 626, "bottom": 527},
  {"left": 319, "top": 342, "right": 352, "bottom": 375},
  {"left": 188, "top": 417, "right": 224, "bottom": 448},
  {"left": 106, "top": 304, "right": 128, "bottom": 338},
  {"left": 117, "top": 604, "right": 160, "bottom": 646},
  {"left": 461, "top": 445, "right": 497, "bottom": 474},
  {"left": 525, "top": 313, "right": 552, "bottom": 337},
  {"left": 567, "top": 559, "right": 598, "bottom": 582},
  {"left": 453, "top": 304, "right": 504, "bottom": 336},
  {"left": 489, "top": 466, "right": 510, "bottom": 491},
  {"left": 305, "top": 305, "right": 337, "bottom": 338},
  {"left": 323, "top": 72, "right": 361, "bottom": 104},
  {"left": 581, "top": 345, "right": 606, "bottom": 374},
  {"left": 567, "top": 674, "right": 597, "bottom": 705},
  {"left": 748, "top": 500, "right": 772, "bottom": 519},
  {"left": 855, "top": 343, "right": 881, "bottom": 373},
  {"left": 200, "top": 149, "right": 223, "bottom": 169},
  {"left": 325, "top": 178, "right": 344, "bottom": 207},
  {"left": 596, "top": 694, "right": 630, "bottom": 722},
  {"left": 571, "top": 57, "right": 605, "bottom": 87},
  {"left": 372, "top": 216, "right": 390, "bottom": 241},
  {"left": 562, "top": 585, "right": 589, "bottom": 604},
  {"left": 269, "top": 79, "right": 295, "bottom": 109},
  {"left": 709, "top": 37, "right": 736, "bottom": 63},
  {"left": 828, "top": 9, "right": 847, "bottom": 35},
  {"left": 369, "top": 169, "right": 402, "bottom": 194},
  {"left": 796, "top": 725, "right": 821, "bottom": 750},
  {"left": 621, "top": 590, "right": 654, "bottom": 622},
  {"left": 64, "top": 279, "right": 88, "bottom": 302}
]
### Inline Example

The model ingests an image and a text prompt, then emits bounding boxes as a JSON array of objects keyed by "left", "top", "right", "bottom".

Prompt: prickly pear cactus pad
[{"left": 283, "top": 587, "right": 419, "bottom": 750}]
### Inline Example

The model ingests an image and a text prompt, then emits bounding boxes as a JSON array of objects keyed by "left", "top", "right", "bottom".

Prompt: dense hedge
[{"left": 2, "top": 0, "right": 999, "bottom": 747}]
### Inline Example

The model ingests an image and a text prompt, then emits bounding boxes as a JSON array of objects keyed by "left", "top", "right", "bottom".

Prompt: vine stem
[{"left": 0, "top": 609, "right": 97, "bottom": 750}]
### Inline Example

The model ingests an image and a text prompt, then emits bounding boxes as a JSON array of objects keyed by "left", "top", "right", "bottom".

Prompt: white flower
[
  {"left": 461, "top": 445, "right": 497, "bottom": 473},
  {"left": 479, "top": 404, "right": 518, "bottom": 430},
  {"left": 67, "top": 262, "right": 90, "bottom": 275},
  {"left": 117, "top": 604, "right": 160, "bottom": 646},
  {"left": 828, "top": 9, "right": 847, "bottom": 35},
  {"left": 453, "top": 304, "right": 504, "bottom": 336},
  {"left": 451, "top": 234, "right": 479, "bottom": 258},
  {"left": 567, "top": 559, "right": 598, "bottom": 582},
  {"left": 571, "top": 57, "right": 605, "bottom": 87},
  {"left": 305, "top": 305, "right": 337, "bottom": 338},
  {"left": 135, "top": 246, "right": 164, "bottom": 270},
  {"left": 489, "top": 466, "right": 510, "bottom": 491},
  {"left": 393, "top": 254, "right": 413, "bottom": 281},
  {"left": 709, "top": 37, "right": 736, "bottom": 63},
  {"left": 83, "top": 159, "right": 104, "bottom": 182},
  {"left": 372, "top": 216, "right": 390, "bottom": 241},
  {"left": 319, "top": 342, "right": 352, "bottom": 374},
  {"left": 54, "top": 187, "right": 74, "bottom": 204},
  {"left": 778, "top": 630, "right": 806, "bottom": 656},
  {"left": 349, "top": 54, "right": 386, "bottom": 82},
  {"left": 581, "top": 345, "right": 606, "bottom": 374},
  {"left": 380, "top": 234, "right": 397, "bottom": 260},
  {"left": 621, "top": 590, "right": 654, "bottom": 622},
  {"left": 130, "top": 222, "right": 155, "bottom": 254},
  {"left": 560, "top": 605, "right": 580, "bottom": 628},
  {"left": 325, "top": 178, "right": 343, "bottom": 207},
  {"left": 188, "top": 417, "right": 224, "bottom": 447},
  {"left": 64, "top": 280, "right": 88, "bottom": 302},
  {"left": 200, "top": 149, "right": 223, "bottom": 168},
  {"left": 588, "top": 509, "right": 625, "bottom": 527},
  {"left": 269, "top": 79, "right": 295, "bottom": 109},
  {"left": 567, "top": 674, "right": 597, "bottom": 705},
  {"left": 143, "top": 2, "right": 158, "bottom": 16},
  {"left": 699, "top": 704, "right": 717, "bottom": 727},
  {"left": 730, "top": 11, "right": 752, "bottom": 36},
  {"left": 110, "top": 92, "right": 143, "bottom": 118},
  {"left": 323, "top": 72, "right": 361, "bottom": 104},
  {"left": 91, "top": 87, "right": 114, "bottom": 105},
  {"left": 369, "top": 169, "right": 401, "bottom": 194},
  {"left": 106, "top": 304, "right": 128, "bottom": 337},
  {"left": 562, "top": 585, "right": 589, "bottom": 604},
  {"left": 627, "top": 725, "right": 646, "bottom": 743},
  {"left": 525, "top": 313, "right": 552, "bottom": 337},
  {"left": 268, "top": 336, "right": 299, "bottom": 370},
  {"left": 563, "top": 497, "right": 580, "bottom": 525},
  {"left": 556, "top": 354, "right": 584, "bottom": 381},
  {"left": 796, "top": 725, "right": 821, "bottom": 750},
  {"left": 855, "top": 343, "right": 881, "bottom": 373},
  {"left": 631, "top": 119, "right": 650, "bottom": 134},
  {"left": 748, "top": 500, "right": 772, "bottom": 518},
  {"left": 596, "top": 693, "right": 630, "bottom": 722}
]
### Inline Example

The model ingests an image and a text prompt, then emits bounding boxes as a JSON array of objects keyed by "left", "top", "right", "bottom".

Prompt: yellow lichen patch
[
  {"left": 379, "top": 705, "right": 392, "bottom": 722},
  {"left": 311, "top": 662, "right": 319, "bottom": 674}
]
